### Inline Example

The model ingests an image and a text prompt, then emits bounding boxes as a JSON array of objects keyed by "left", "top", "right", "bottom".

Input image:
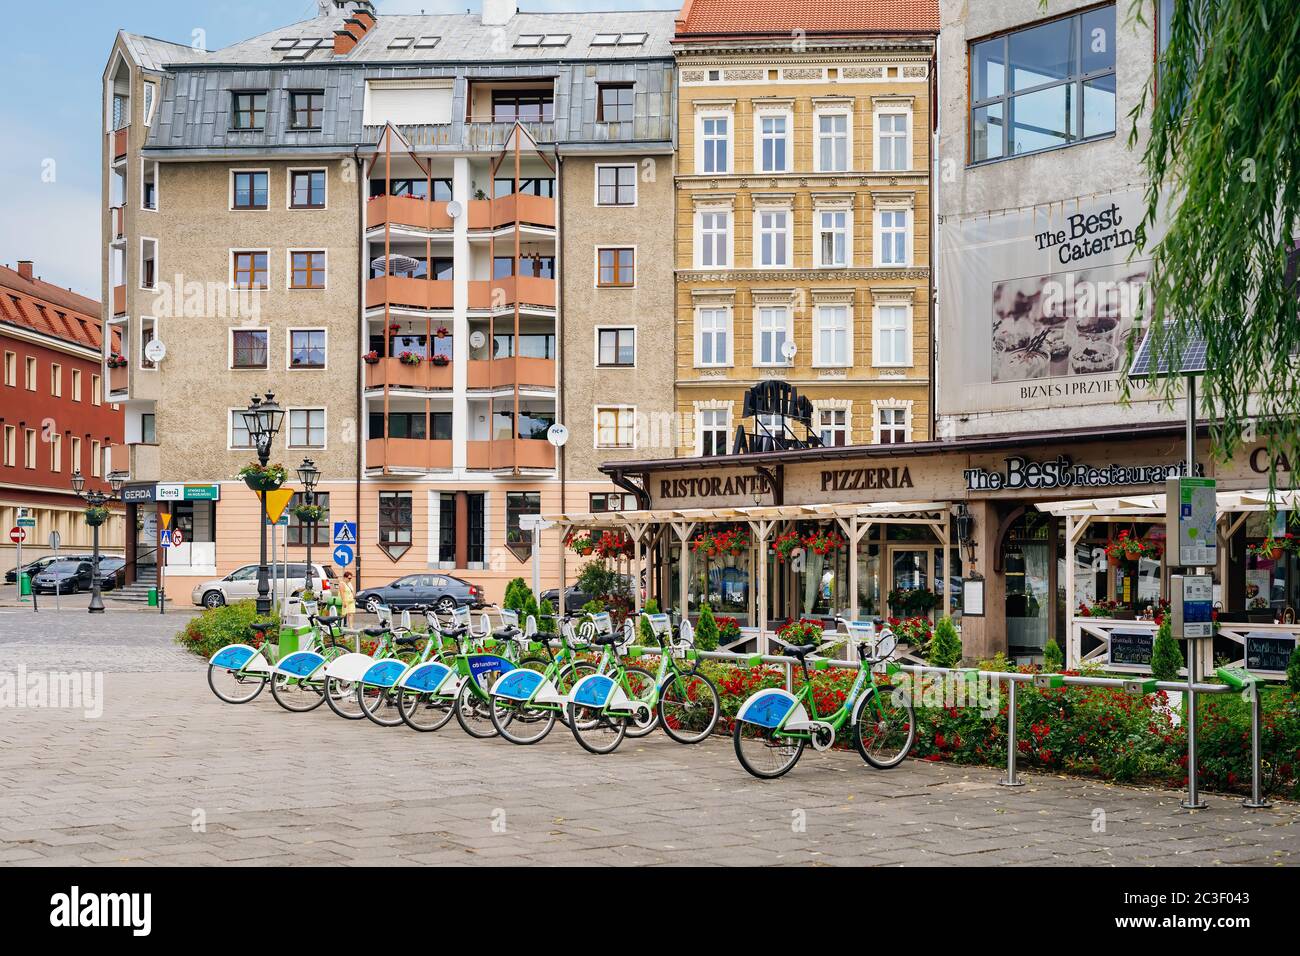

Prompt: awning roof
[
  {"left": 1036, "top": 488, "right": 1300, "bottom": 519},
  {"left": 544, "top": 500, "right": 953, "bottom": 527}
]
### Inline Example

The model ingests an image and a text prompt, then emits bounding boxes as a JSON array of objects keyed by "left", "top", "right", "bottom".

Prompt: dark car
[
  {"left": 6, "top": 554, "right": 94, "bottom": 585},
  {"left": 357, "top": 574, "right": 484, "bottom": 614},
  {"left": 93, "top": 556, "right": 127, "bottom": 590},
  {"left": 541, "top": 574, "right": 635, "bottom": 616},
  {"left": 31, "top": 560, "right": 95, "bottom": 594}
]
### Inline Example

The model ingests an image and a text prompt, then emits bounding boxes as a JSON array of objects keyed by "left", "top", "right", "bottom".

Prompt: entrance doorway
[{"left": 1004, "top": 511, "right": 1052, "bottom": 659}]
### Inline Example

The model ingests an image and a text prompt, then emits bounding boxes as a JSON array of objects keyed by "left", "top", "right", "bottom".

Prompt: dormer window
[{"left": 231, "top": 91, "right": 267, "bottom": 131}]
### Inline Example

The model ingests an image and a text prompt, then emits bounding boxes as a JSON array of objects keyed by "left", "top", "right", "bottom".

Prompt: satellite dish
[
  {"left": 546, "top": 423, "right": 569, "bottom": 448},
  {"left": 469, "top": 330, "right": 486, "bottom": 349},
  {"left": 144, "top": 339, "right": 167, "bottom": 363},
  {"left": 781, "top": 340, "right": 798, "bottom": 361},
  {"left": 446, "top": 200, "right": 464, "bottom": 219}
]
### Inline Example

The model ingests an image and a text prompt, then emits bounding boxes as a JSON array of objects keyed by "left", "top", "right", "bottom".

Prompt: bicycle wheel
[
  {"left": 621, "top": 665, "right": 660, "bottom": 738},
  {"left": 358, "top": 682, "right": 406, "bottom": 727},
  {"left": 853, "top": 686, "right": 916, "bottom": 769},
  {"left": 658, "top": 670, "right": 720, "bottom": 744},
  {"left": 555, "top": 660, "right": 598, "bottom": 728},
  {"left": 270, "top": 671, "right": 326, "bottom": 712},
  {"left": 490, "top": 657, "right": 553, "bottom": 744},
  {"left": 733, "top": 720, "right": 805, "bottom": 779},
  {"left": 324, "top": 676, "right": 367, "bottom": 720},
  {"left": 398, "top": 689, "right": 455, "bottom": 732},
  {"left": 454, "top": 676, "right": 504, "bottom": 739},
  {"left": 207, "top": 664, "right": 266, "bottom": 704},
  {"left": 566, "top": 701, "right": 628, "bottom": 755}
]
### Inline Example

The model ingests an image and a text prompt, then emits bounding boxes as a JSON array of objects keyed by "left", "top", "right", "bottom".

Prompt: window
[
  {"left": 91, "top": 374, "right": 101, "bottom": 405},
  {"left": 25, "top": 356, "right": 36, "bottom": 390},
  {"left": 71, "top": 368, "right": 82, "bottom": 402},
  {"left": 289, "top": 91, "right": 324, "bottom": 130},
  {"left": 589, "top": 491, "right": 638, "bottom": 512},
  {"left": 288, "top": 408, "right": 326, "bottom": 448},
  {"left": 597, "top": 84, "right": 634, "bottom": 123},
  {"left": 597, "top": 328, "right": 635, "bottom": 367},
  {"left": 698, "top": 210, "right": 730, "bottom": 267},
  {"left": 24, "top": 428, "right": 36, "bottom": 468},
  {"left": 50, "top": 433, "right": 61, "bottom": 473},
  {"left": 141, "top": 413, "right": 156, "bottom": 444},
  {"left": 378, "top": 491, "right": 413, "bottom": 561},
  {"left": 758, "top": 113, "right": 789, "bottom": 172},
  {"left": 491, "top": 89, "right": 554, "bottom": 123},
  {"left": 2, "top": 426, "right": 14, "bottom": 467},
  {"left": 232, "top": 251, "right": 268, "bottom": 290},
  {"left": 230, "top": 411, "right": 254, "bottom": 449},
  {"left": 290, "top": 251, "right": 326, "bottom": 290},
  {"left": 70, "top": 437, "right": 81, "bottom": 474},
  {"left": 505, "top": 492, "right": 541, "bottom": 552},
  {"left": 289, "top": 329, "right": 326, "bottom": 368},
  {"left": 877, "top": 406, "right": 909, "bottom": 444},
  {"left": 290, "top": 170, "right": 326, "bottom": 209},
  {"left": 970, "top": 5, "right": 1117, "bottom": 162},
  {"left": 696, "top": 307, "right": 731, "bottom": 366},
  {"left": 815, "top": 305, "right": 850, "bottom": 367},
  {"left": 140, "top": 239, "right": 157, "bottom": 290},
  {"left": 819, "top": 408, "right": 849, "bottom": 446},
  {"left": 90, "top": 439, "right": 101, "bottom": 476},
  {"left": 595, "top": 407, "right": 636, "bottom": 449},
  {"left": 700, "top": 115, "right": 729, "bottom": 173},
  {"left": 816, "top": 210, "right": 849, "bottom": 267},
  {"left": 755, "top": 307, "right": 790, "bottom": 366},
  {"left": 140, "top": 319, "right": 155, "bottom": 369},
  {"left": 142, "top": 162, "right": 158, "bottom": 210},
  {"left": 875, "top": 304, "right": 910, "bottom": 366},
  {"left": 877, "top": 209, "right": 909, "bottom": 266},
  {"left": 232, "top": 329, "right": 269, "bottom": 369},
  {"left": 755, "top": 209, "right": 790, "bottom": 268},
  {"left": 816, "top": 112, "right": 850, "bottom": 171},
  {"left": 231, "top": 91, "right": 267, "bottom": 130},
  {"left": 288, "top": 491, "right": 329, "bottom": 546},
  {"left": 597, "top": 248, "right": 635, "bottom": 288},
  {"left": 699, "top": 407, "right": 729, "bottom": 457},
  {"left": 596, "top": 165, "right": 636, "bottom": 206},
  {"left": 50, "top": 363, "right": 62, "bottom": 397},
  {"left": 143, "top": 82, "right": 157, "bottom": 126},
  {"left": 877, "top": 111, "right": 909, "bottom": 171},
  {"left": 3, "top": 351, "right": 14, "bottom": 386},
  {"left": 232, "top": 171, "right": 268, "bottom": 210},
  {"left": 102, "top": 445, "right": 112, "bottom": 480}
]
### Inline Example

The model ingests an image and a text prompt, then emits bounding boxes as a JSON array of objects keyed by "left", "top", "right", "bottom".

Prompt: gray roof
[{"left": 120, "top": 33, "right": 208, "bottom": 72}]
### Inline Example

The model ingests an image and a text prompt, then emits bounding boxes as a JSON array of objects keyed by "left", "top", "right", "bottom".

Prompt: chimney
[
  {"left": 331, "top": 1, "right": 377, "bottom": 55},
  {"left": 17, "top": 261, "right": 33, "bottom": 281},
  {"left": 482, "top": 0, "right": 517, "bottom": 27}
]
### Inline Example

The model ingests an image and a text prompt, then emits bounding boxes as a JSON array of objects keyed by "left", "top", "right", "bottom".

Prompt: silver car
[{"left": 191, "top": 563, "right": 337, "bottom": 609}]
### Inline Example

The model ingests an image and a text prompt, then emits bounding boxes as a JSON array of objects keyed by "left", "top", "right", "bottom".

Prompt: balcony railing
[
  {"left": 109, "top": 442, "right": 160, "bottom": 482},
  {"left": 468, "top": 276, "right": 555, "bottom": 311},
  {"left": 110, "top": 205, "right": 125, "bottom": 240},
  {"left": 108, "top": 363, "right": 128, "bottom": 394},
  {"left": 467, "top": 194, "right": 556, "bottom": 230},
  {"left": 366, "top": 438, "right": 453, "bottom": 472},
  {"left": 466, "top": 439, "right": 555, "bottom": 471},
  {"left": 366, "top": 276, "right": 454, "bottom": 311},
  {"left": 366, "top": 195, "right": 454, "bottom": 231},
  {"left": 112, "top": 285, "right": 126, "bottom": 316},
  {"left": 364, "top": 356, "right": 452, "bottom": 391},
  {"left": 112, "top": 126, "right": 128, "bottom": 160},
  {"left": 467, "top": 356, "right": 556, "bottom": 391}
]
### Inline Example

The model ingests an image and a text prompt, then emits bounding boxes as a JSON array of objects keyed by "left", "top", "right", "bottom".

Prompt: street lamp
[
  {"left": 71, "top": 469, "right": 125, "bottom": 614},
  {"left": 295, "top": 457, "right": 320, "bottom": 594},
  {"left": 240, "top": 392, "right": 285, "bottom": 616}
]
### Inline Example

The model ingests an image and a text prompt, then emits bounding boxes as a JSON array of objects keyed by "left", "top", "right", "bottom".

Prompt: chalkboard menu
[
  {"left": 1245, "top": 633, "right": 1296, "bottom": 674},
  {"left": 1108, "top": 629, "right": 1155, "bottom": 667}
]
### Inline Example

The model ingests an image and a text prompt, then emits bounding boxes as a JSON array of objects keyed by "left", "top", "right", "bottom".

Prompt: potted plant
[
  {"left": 362, "top": 350, "right": 380, "bottom": 364},
  {"left": 777, "top": 618, "right": 823, "bottom": 647},
  {"left": 594, "top": 531, "right": 633, "bottom": 559},
  {"left": 715, "top": 615, "right": 742, "bottom": 646},
  {"left": 770, "top": 529, "right": 803, "bottom": 563},
  {"left": 888, "top": 616, "right": 934, "bottom": 651},
  {"left": 293, "top": 503, "right": 327, "bottom": 524},
  {"left": 83, "top": 504, "right": 110, "bottom": 527},
  {"left": 435, "top": 325, "right": 450, "bottom": 339},
  {"left": 563, "top": 530, "right": 595, "bottom": 556},
  {"left": 107, "top": 353, "right": 126, "bottom": 368},
  {"left": 237, "top": 461, "right": 288, "bottom": 492},
  {"left": 431, "top": 354, "right": 450, "bottom": 367},
  {"left": 1249, "top": 538, "right": 1286, "bottom": 561},
  {"left": 802, "top": 528, "right": 845, "bottom": 555},
  {"left": 388, "top": 322, "right": 401, "bottom": 335},
  {"left": 398, "top": 351, "right": 424, "bottom": 366}
]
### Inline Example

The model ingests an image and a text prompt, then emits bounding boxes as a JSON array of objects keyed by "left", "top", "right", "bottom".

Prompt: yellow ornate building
[{"left": 672, "top": 1, "right": 937, "bottom": 455}]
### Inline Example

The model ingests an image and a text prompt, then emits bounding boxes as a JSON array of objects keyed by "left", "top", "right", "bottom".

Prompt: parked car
[
  {"left": 541, "top": 574, "right": 635, "bottom": 616},
  {"left": 31, "top": 560, "right": 95, "bottom": 594},
  {"left": 6, "top": 554, "right": 94, "bottom": 584},
  {"left": 357, "top": 574, "right": 484, "bottom": 614},
  {"left": 93, "top": 556, "right": 127, "bottom": 591},
  {"left": 190, "top": 563, "right": 337, "bottom": 609}
]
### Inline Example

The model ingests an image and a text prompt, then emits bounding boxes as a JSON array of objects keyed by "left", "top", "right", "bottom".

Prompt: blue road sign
[
  {"left": 333, "top": 521, "right": 357, "bottom": 545},
  {"left": 159, "top": 529, "right": 172, "bottom": 548},
  {"left": 332, "top": 544, "right": 354, "bottom": 567}
]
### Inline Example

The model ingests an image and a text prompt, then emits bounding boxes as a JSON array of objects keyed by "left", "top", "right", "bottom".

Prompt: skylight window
[
  {"left": 272, "top": 38, "right": 299, "bottom": 51},
  {"left": 591, "top": 34, "right": 619, "bottom": 45},
  {"left": 617, "top": 33, "right": 648, "bottom": 45},
  {"left": 591, "top": 32, "right": 648, "bottom": 47},
  {"left": 515, "top": 35, "right": 543, "bottom": 47},
  {"left": 414, "top": 36, "right": 440, "bottom": 49},
  {"left": 540, "top": 35, "right": 571, "bottom": 47},
  {"left": 388, "top": 37, "right": 415, "bottom": 49}
]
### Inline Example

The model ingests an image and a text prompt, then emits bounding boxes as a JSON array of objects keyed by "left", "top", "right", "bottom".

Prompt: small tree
[
  {"left": 538, "top": 598, "right": 556, "bottom": 634},
  {"left": 694, "top": 603, "right": 719, "bottom": 651},
  {"left": 1287, "top": 644, "right": 1300, "bottom": 694},
  {"left": 928, "top": 616, "right": 962, "bottom": 669},
  {"left": 1150, "top": 618, "right": 1183, "bottom": 682},
  {"left": 503, "top": 578, "right": 529, "bottom": 614},
  {"left": 1043, "top": 638, "right": 1064, "bottom": 672}
]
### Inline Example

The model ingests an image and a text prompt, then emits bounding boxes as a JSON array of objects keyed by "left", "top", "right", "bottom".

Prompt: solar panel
[{"left": 1126, "top": 327, "right": 1209, "bottom": 379}]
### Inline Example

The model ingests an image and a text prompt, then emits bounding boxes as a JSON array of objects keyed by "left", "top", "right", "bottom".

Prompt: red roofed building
[
  {"left": 675, "top": 0, "right": 941, "bottom": 37},
  {"left": 1, "top": 260, "right": 125, "bottom": 574}
]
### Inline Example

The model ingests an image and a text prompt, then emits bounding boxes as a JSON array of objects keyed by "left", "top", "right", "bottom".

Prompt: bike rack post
[
  {"left": 1181, "top": 642, "right": 1207, "bottom": 811},
  {"left": 1243, "top": 685, "right": 1271, "bottom": 809},
  {"left": 999, "top": 676, "right": 1023, "bottom": 788},
  {"left": 783, "top": 660, "right": 792, "bottom": 693}
]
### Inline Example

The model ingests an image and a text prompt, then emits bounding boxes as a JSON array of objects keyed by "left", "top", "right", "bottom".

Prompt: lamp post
[
  {"left": 240, "top": 392, "right": 285, "bottom": 616},
  {"left": 296, "top": 457, "right": 320, "bottom": 594},
  {"left": 71, "top": 469, "right": 125, "bottom": 614}
]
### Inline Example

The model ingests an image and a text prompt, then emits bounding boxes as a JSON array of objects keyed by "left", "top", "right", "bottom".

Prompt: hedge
[{"left": 176, "top": 601, "right": 278, "bottom": 659}]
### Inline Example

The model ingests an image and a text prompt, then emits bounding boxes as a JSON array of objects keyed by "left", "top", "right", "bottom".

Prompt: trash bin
[
  {"left": 19, "top": 572, "right": 31, "bottom": 598},
  {"left": 147, "top": 586, "right": 158, "bottom": 607}
]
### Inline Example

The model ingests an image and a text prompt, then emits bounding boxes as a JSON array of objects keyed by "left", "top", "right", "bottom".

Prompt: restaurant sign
[
  {"left": 964, "top": 455, "right": 1190, "bottom": 493},
  {"left": 659, "top": 473, "right": 773, "bottom": 501}
]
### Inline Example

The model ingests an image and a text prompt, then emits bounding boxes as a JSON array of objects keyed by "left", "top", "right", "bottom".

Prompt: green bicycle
[
  {"left": 732, "top": 621, "right": 915, "bottom": 779},
  {"left": 564, "top": 617, "right": 664, "bottom": 755},
  {"left": 268, "top": 612, "right": 358, "bottom": 712},
  {"left": 487, "top": 615, "right": 605, "bottom": 744},
  {"left": 322, "top": 607, "right": 423, "bottom": 720}
]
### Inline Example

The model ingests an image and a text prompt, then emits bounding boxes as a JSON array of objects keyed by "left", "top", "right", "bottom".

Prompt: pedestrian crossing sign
[{"left": 333, "top": 521, "right": 357, "bottom": 545}]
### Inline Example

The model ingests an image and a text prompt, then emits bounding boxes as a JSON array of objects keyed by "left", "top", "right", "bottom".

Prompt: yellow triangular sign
[
  {"left": 159, "top": 513, "right": 172, "bottom": 530},
  {"left": 263, "top": 488, "right": 296, "bottom": 524}
]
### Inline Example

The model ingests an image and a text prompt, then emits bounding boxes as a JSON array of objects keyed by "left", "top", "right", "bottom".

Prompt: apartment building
[
  {"left": 102, "top": 0, "right": 676, "bottom": 600},
  {"left": 671, "top": 0, "right": 938, "bottom": 456},
  {"left": 1, "top": 260, "right": 125, "bottom": 564}
]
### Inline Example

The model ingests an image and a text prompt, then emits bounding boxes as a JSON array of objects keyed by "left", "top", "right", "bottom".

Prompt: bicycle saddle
[
  {"left": 591, "top": 632, "right": 621, "bottom": 646},
  {"left": 362, "top": 626, "right": 389, "bottom": 638},
  {"left": 493, "top": 626, "right": 521, "bottom": 640},
  {"left": 784, "top": 643, "right": 818, "bottom": 659},
  {"left": 312, "top": 614, "right": 342, "bottom": 627},
  {"left": 395, "top": 634, "right": 422, "bottom": 646}
]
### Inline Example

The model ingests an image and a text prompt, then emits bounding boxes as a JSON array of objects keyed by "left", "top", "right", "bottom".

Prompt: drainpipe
[
  {"left": 354, "top": 146, "right": 364, "bottom": 588},
  {"left": 928, "top": 44, "right": 937, "bottom": 442},
  {"left": 557, "top": 153, "right": 566, "bottom": 516}
]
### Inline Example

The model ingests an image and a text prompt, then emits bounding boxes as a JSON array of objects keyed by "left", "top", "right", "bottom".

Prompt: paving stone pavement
[{"left": 1, "top": 609, "right": 1298, "bottom": 866}]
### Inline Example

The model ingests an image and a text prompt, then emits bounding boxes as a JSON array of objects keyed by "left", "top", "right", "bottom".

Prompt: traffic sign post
[
  {"left": 10, "top": 526, "right": 27, "bottom": 607},
  {"left": 332, "top": 521, "right": 357, "bottom": 545},
  {"left": 332, "top": 544, "right": 354, "bottom": 567}
]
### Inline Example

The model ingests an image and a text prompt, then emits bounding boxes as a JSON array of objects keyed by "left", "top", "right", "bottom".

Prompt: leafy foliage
[
  {"left": 694, "top": 603, "right": 719, "bottom": 651},
  {"left": 175, "top": 600, "right": 278, "bottom": 659},
  {"left": 1288, "top": 644, "right": 1300, "bottom": 694},
  {"left": 575, "top": 560, "right": 626, "bottom": 601},
  {"left": 929, "top": 617, "right": 963, "bottom": 669},
  {"left": 1043, "top": 638, "right": 1065, "bottom": 672},
  {"left": 1150, "top": 617, "right": 1183, "bottom": 682}
]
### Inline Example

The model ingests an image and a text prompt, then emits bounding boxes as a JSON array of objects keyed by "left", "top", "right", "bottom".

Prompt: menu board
[
  {"left": 1245, "top": 633, "right": 1296, "bottom": 674},
  {"left": 1108, "top": 629, "right": 1155, "bottom": 667}
]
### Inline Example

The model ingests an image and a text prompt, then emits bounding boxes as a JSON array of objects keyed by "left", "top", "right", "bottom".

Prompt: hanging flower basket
[
  {"left": 777, "top": 618, "right": 823, "bottom": 646},
  {"left": 1104, "top": 529, "right": 1159, "bottom": 564},
  {"left": 388, "top": 323, "right": 401, "bottom": 335},
  {"left": 1248, "top": 538, "right": 1286, "bottom": 561},
  {"left": 594, "top": 531, "right": 634, "bottom": 559},
  {"left": 435, "top": 325, "right": 450, "bottom": 339},
  {"left": 362, "top": 350, "right": 380, "bottom": 365},
  {"left": 83, "top": 505, "right": 110, "bottom": 527},
  {"left": 238, "top": 461, "right": 287, "bottom": 492},
  {"left": 770, "top": 530, "right": 803, "bottom": 563},
  {"left": 563, "top": 530, "right": 596, "bottom": 556},
  {"left": 802, "top": 528, "right": 845, "bottom": 555},
  {"left": 689, "top": 525, "right": 751, "bottom": 559},
  {"left": 398, "top": 351, "right": 424, "bottom": 366},
  {"left": 293, "top": 503, "right": 327, "bottom": 524}
]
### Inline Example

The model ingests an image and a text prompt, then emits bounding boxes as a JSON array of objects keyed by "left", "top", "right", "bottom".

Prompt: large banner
[{"left": 937, "top": 187, "right": 1165, "bottom": 420}]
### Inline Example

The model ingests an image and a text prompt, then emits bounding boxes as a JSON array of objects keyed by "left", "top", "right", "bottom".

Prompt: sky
[{"left": 0, "top": 0, "right": 671, "bottom": 300}]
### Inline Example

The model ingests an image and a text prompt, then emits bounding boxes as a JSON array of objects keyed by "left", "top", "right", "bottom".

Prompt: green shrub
[
  {"left": 639, "top": 598, "right": 661, "bottom": 645},
  {"left": 1288, "top": 644, "right": 1300, "bottom": 694},
  {"left": 695, "top": 603, "right": 719, "bottom": 651},
  {"left": 1150, "top": 618, "right": 1183, "bottom": 682},
  {"left": 538, "top": 598, "right": 556, "bottom": 634},
  {"left": 502, "top": 578, "right": 530, "bottom": 614},
  {"left": 175, "top": 601, "right": 277, "bottom": 659},
  {"left": 1043, "top": 638, "right": 1064, "bottom": 672},
  {"left": 576, "top": 560, "right": 625, "bottom": 600},
  {"left": 929, "top": 616, "right": 962, "bottom": 668},
  {"left": 581, "top": 598, "right": 605, "bottom": 615}
]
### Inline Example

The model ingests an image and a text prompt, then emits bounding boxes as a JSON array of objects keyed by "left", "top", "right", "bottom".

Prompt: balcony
[
  {"left": 112, "top": 285, "right": 126, "bottom": 316},
  {"left": 110, "top": 206, "right": 125, "bottom": 240},
  {"left": 364, "top": 356, "right": 452, "bottom": 391},
  {"left": 366, "top": 276, "right": 454, "bottom": 311},
  {"left": 467, "top": 356, "right": 555, "bottom": 391},
  {"left": 109, "top": 442, "right": 159, "bottom": 482},
  {"left": 468, "top": 194, "right": 556, "bottom": 231},
  {"left": 108, "top": 363, "right": 128, "bottom": 394},
  {"left": 467, "top": 439, "right": 555, "bottom": 471},
  {"left": 112, "top": 126, "right": 128, "bottom": 160},
  {"left": 366, "top": 438, "right": 453, "bottom": 472},
  {"left": 468, "top": 276, "right": 555, "bottom": 310},
  {"left": 366, "top": 195, "right": 454, "bottom": 231}
]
